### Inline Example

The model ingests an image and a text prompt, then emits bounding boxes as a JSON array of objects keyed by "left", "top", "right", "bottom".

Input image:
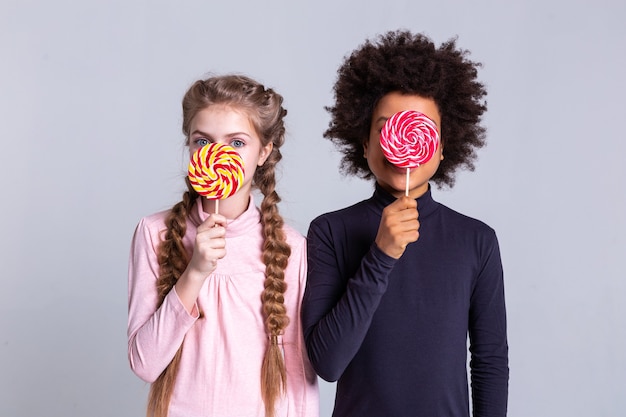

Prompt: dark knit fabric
[{"left": 302, "top": 184, "right": 508, "bottom": 417}]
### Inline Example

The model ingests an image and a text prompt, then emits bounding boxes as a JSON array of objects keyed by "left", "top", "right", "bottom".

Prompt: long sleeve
[
  {"left": 286, "top": 231, "right": 321, "bottom": 417},
  {"left": 127, "top": 216, "right": 198, "bottom": 383},
  {"left": 300, "top": 187, "right": 508, "bottom": 417},
  {"left": 469, "top": 230, "right": 509, "bottom": 416},
  {"left": 128, "top": 202, "right": 318, "bottom": 416},
  {"left": 301, "top": 214, "right": 397, "bottom": 381}
]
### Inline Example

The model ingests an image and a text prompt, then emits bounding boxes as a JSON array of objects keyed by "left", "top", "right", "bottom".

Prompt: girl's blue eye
[
  {"left": 196, "top": 138, "right": 209, "bottom": 147},
  {"left": 231, "top": 139, "right": 244, "bottom": 148}
]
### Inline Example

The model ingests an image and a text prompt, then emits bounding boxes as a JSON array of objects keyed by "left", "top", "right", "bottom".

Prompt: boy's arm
[
  {"left": 301, "top": 216, "right": 396, "bottom": 381},
  {"left": 469, "top": 230, "right": 509, "bottom": 416}
]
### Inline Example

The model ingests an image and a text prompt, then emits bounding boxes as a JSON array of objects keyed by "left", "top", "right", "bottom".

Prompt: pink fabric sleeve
[
  {"left": 300, "top": 254, "right": 321, "bottom": 416},
  {"left": 127, "top": 217, "right": 199, "bottom": 383},
  {"left": 286, "top": 230, "right": 320, "bottom": 416}
]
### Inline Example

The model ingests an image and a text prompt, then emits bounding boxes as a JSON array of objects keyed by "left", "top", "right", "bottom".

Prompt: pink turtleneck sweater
[{"left": 128, "top": 197, "right": 319, "bottom": 417}]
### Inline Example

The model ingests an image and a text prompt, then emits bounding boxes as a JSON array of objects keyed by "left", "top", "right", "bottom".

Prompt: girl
[
  {"left": 301, "top": 30, "right": 508, "bottom": 416},
  {"left": 128, "top": 75, "right": 318, "bottom": 417}
]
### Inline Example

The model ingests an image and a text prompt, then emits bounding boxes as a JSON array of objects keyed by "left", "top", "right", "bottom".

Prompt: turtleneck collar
[
  {"left": 189, "top": 196, "right": 261, "bottom": 238},
  {"left": 371, "top": 182, "right": 438, "bottom": 218}
]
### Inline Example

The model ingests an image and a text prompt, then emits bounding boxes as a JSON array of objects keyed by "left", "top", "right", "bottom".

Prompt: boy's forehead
[{"left": 372, "top": 93, "right": 441, "bottom": 127}]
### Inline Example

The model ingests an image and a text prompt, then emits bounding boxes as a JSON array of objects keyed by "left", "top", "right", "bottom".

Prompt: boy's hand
[{"left": 375, "top": 196, "right": 420, "bottom": 259}]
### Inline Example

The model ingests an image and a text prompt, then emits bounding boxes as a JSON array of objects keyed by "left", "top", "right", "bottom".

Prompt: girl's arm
[
  {"left": 126, "top": 218, "right": 198, "bottom": 382},
  {"left": 127, "top": 214, "right": 227, "bottom": 382},
  {"left": 289, "top": 234, "right": 320, "bottom": 416}
]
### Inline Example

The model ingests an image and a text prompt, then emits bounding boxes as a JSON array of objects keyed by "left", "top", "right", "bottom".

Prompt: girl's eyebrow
[
  {"left": 190, "top": 129, "right": 212, "bottom": 138},
  {"left": 190, "top": 129, "right": 252, "bottom": 138}
]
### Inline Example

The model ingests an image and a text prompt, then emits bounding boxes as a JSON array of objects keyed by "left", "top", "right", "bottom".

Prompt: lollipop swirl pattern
[
  {"left": 380, "top": 110, "right": 440, "bottom": 168},
  {"left": 188, "top": 143, "right": 244, "bottom": 199}
]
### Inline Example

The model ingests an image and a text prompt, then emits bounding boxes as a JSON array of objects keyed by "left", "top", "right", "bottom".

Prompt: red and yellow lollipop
[{"left": 188, "top": 143, "right": 244, "bottom": 212}]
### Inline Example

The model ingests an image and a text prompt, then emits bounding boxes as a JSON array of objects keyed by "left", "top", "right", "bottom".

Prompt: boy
[{"left": 302, "top": 30, "right": 508, "bottom": 417}]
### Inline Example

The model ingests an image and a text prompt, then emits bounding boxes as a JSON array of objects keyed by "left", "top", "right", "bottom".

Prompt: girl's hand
[
  {"left": 375, "top": 196, "right": 420, "bottom": 259},
  {"left": 175, "top": 213, "right": 227, "bottom": 314},
  {"left": 187, "top": 213, "right": 227, "bottom": 277}
]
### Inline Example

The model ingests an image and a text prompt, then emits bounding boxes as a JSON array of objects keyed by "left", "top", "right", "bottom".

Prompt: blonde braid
[
  {"left": 147, "top": 186, "right": 197, "bottom": 417},
  {"left": 257, "top": 145, "right": 291, "bottom": 417}
]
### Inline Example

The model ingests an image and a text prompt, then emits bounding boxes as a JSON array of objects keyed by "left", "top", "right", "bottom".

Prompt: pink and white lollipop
[{"left": 380, "top": 110, "right": 440, "bottom": 195}]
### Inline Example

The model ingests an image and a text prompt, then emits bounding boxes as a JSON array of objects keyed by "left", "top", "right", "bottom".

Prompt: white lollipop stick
[{"left": 405, "top": 168, "right": 410, "bottom": 197}]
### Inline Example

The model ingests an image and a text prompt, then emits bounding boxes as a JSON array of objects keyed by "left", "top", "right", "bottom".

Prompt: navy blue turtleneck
[{"left": 301, "top": 185, "right": 508, "bottom": 417}]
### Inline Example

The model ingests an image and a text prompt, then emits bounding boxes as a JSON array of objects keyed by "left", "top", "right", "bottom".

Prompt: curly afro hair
[{"left": 324, "top": 30, "right": 488, "bottom": 188}]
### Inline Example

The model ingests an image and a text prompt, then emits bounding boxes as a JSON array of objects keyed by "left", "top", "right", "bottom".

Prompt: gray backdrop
[{"left": 1, "top": 0, "right": 625, "bottom": 416}]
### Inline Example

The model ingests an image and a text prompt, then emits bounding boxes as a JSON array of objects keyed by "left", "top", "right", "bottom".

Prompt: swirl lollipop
[
  {"left": 188, "top": 143, "right": 245, "bottom": 213},
  {"left": 380, "top": 110, "right": 440, "bottom": 195}
]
